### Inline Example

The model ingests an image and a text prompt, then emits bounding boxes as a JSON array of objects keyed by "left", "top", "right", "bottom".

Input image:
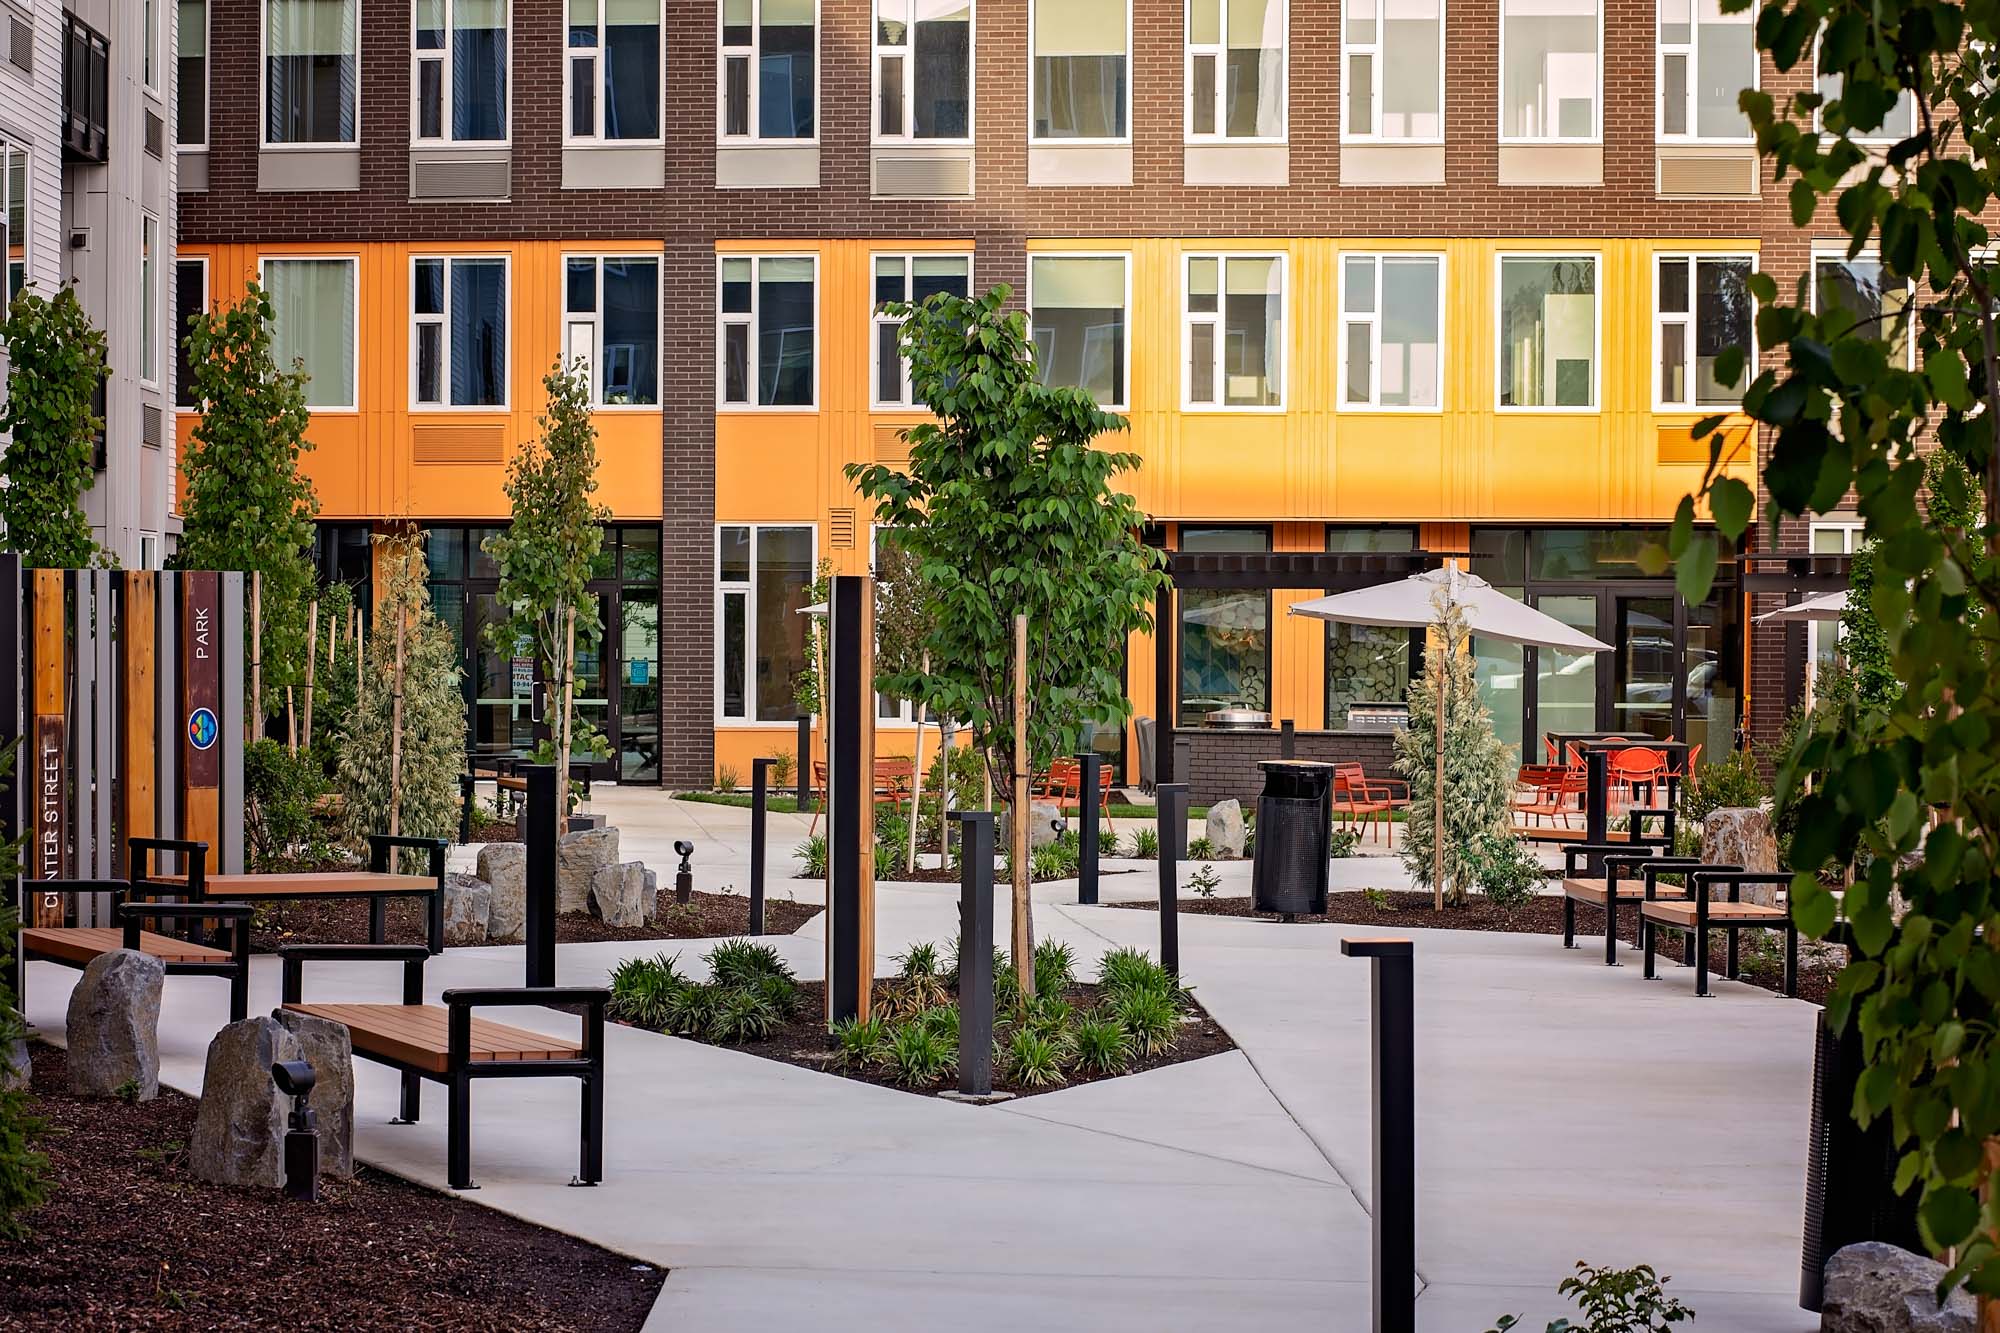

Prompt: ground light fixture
[
  {"left": 674, "top": 840, "right": 695, "bottom": 904},
  {"left": 271, "top": 1058, "right": 319, "bottom": 1202}
]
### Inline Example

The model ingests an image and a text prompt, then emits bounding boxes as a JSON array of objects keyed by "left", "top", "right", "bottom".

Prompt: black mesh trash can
[{"left": 1251, "top": 760, "right": 1336, "bottom": 916}]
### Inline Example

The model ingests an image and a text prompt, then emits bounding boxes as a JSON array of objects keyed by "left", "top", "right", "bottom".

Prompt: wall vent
[
  {"left": 409, "top": 152, "right": 510, "bottom": 201},
  {"left": 144, "top": 110, "right": 165, "bottom": 159},
  {"left": 828, "top": 508, "right": 857, "bottom": 550},
  {"left": 413, "top": 423, "right": 506, "bottom": 464},
  {"left": 140, "top": 404, "right": 163, "bottom": 448},
  {"left": 8, "top": 12, "right": 31, "bottom": 73},
  {"left": 872, "top": 153, "right": 973, "bottom": 199},
  {"left": 1657, "top": 153, "right": 1757, "bottom": 198}
]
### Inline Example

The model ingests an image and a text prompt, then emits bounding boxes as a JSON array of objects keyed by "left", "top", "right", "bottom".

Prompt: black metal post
[
  {"left": 458, "top": 773, "right": 475, "bottom": 845},
  {"left": 1341, "top": 937, "right": 1416, "bottom": 1333},
  {"left": 795, "top": 714, "right": 811, "bottom": 810},
  {"left": 749, "top": 756, "right": 774, "bottom": 935},
  {"left": 827, "top": 576, "right": 864, "bottom": 1025},
  {"left": 524, "top": 763, "right": 558, "bottom": 987},
  {"left": 1584, "top": 746, "right": 1610, "bottom": 876},
  {"left": 953, "top": 810, "right": 996, "bottom": 1097},
  {"left": 1280, "top": 718, "right": 1295, "bottom": 758},
  {"left": 1157, "top": 782, "right": 1187, "bottom": 976},
  {"left": 1075, "top": 751, "right": 1102, "bottom": 905}
]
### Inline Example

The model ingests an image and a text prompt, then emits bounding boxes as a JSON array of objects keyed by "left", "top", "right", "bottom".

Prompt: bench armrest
[
  {"left": 279, "top": 942, "right": 429, "bottom": 1006},
  {"left": 128, "top": 837, "right": 209, "bottom": 890},
  {"left": 367, "top": 834, "right": 448, "bottom": 878},
  {"left": 442, "top": 987, "right": 611, "bottom": 1009},
  {"left": 1562, "top": 842, "right": 1643, "bottom": 872},
  {"left": 117, "top": 901, "right": 253, "bottom": 922},
  {"left": 19, "top": 878, "right": 129, "bottom": 900},
  {"left": 1690, "top": 870, "right": 1797, "bottom": 901}
]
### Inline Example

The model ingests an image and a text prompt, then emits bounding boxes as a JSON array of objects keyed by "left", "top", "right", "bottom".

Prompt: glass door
[
  {"left": 470, "top": 590, "right": 535, "bottom": 758},
  {"left": 619, "top": 589, "right": 660, "bottom": 781},
  {"left": 1534, "top": 595, "right": 1600, "bottom": 741},
  {"left": 1612, "top": 594, "right": 1677, "bottom": 741}
]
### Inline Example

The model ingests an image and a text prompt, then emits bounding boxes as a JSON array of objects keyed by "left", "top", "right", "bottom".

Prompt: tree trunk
[
  {"left": 905, "top": 651, "right": 929, "bottom": 875},
  {"left": 302, "top": 600, "right": 317, "bottom": 752},
  {"left": 387, "top": 603, "right": 408, "bottom": 838},
  {"left": 1011, "top": 613, "right": 1033, "bottom": 996},
  {"left": 286, "top": 687, "right": 296, "bottom": 753},
  {"left": 556, "top": 605, "right": 577, "bottom": 818},
  {"left": 938, "top": 719, "right": 953, "bottom": 863},
  {"left": 248, "top": 571, "right": 263, "bottom": 743}
]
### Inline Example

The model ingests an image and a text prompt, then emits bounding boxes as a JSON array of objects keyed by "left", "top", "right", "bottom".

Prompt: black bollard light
[
  {"left": 272, "top": 1059, "right": 320, "bottom": 1203},
  {"left": 458, "top": 772, "right": 476, "bottom": 844},
  {"left": 524, "top": 763, "right": 558, "bottom": 988},
  {"left": 1281, "top": 718, "right": 1296, "bottom": 759},
  {"left": 951, "top": 810, "right": 997, "bottom": 1099},
  {"left": 1156, "top": 782, "right": 1187, "bottom": 976},
  {"left": 1341, "top": 937, "right": 1416, "bottom": 1333},
  {"left": 1075, "top": 751, "right": 1102, "bottom": 906},
  {"left": 749, "top": 757, "right": 775, "bottom": 935},
  {"left": 674, "top": 840, "right": 694, "bottom": 905},
  {"left": 795, "top": 715, "right": 811, "bottom": 810}
]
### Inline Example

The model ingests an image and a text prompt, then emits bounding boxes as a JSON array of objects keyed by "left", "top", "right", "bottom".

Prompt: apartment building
[
  {"left": 0, "top": 1, "right": 179, "bottom": 567},
  {"left": 174, "top": 0, "right": 1875, "bottom": 790}
]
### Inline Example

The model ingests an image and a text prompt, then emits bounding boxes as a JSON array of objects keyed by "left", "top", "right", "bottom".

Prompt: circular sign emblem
[{"left": 187, "top": 707, "right": 219, "bottom": 751}]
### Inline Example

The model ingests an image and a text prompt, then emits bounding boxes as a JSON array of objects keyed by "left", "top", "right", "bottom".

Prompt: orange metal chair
[{"left": 1607, "top": 747, "right": 1668, "bottom": 813}]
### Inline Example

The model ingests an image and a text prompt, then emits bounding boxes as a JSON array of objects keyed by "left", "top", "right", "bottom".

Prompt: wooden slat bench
[
  {"left": 1559, "top": 846, "right": 1718, "bottom": 967},
  {"left": 14, "top": 874, "right": 253, "bottom": 1024},
  {"left": 279, "top": 944, "right": 608, "bottom": 1191},
  {"left": 1641, "top": 869, "right": 1797, "bottom": 998},
  {"left": 146, "top": 834, "right": 450, "bottom": 954}
]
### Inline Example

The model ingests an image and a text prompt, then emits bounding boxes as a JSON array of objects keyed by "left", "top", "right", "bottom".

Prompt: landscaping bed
[
  {"left": 249, "top": 891, "right": 820, "bottom": 953},
  {"left": 0, "top": 1045, "right": 663, "bottom": 1332},
  {"left": 1106, "top": 890, "right": 1843, "bottom": 1006},
  {"left": 608, "top": 939, "right": 1233, "bottom": 1100}
]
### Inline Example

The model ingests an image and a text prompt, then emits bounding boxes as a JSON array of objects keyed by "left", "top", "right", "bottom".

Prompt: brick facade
[{"left": 1177, "top": 728, "right": 1400, "bottom": 807}]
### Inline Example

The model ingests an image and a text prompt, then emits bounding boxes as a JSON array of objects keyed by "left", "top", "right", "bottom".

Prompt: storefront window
[
  {"left": 1178, "top": 527, "right": 1269, "bottom": 726},
  {"left": 1324, "top": 527, "right": 1415, "bottom": 728}
]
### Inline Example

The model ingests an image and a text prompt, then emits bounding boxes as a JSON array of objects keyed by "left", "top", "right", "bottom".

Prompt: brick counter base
[{"left": 1173, "top": 729, "right": 1402, "bottom": 807}]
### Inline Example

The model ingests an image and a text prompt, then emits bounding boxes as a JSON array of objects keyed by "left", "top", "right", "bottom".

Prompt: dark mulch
[
  {"left": 0, "top": 1045, "right": 664, "bottom": 1332},
  {"left": 622, "top": 979, "right": 1235, "bottom": 1101},
  {"left": 249, "top": 891, "right": 819, "bottom": 953},
  {"left": 1107, "top": 889, "right": 1844, "bottom": 1007}
]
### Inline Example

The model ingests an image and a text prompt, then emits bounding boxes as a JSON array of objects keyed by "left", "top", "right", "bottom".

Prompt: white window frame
[
  {"left": 260, "top": 0, "right": 362, "bottom": 150},
  {"left": 174, "top": 255, "right": 209, "bottom": 413},
  {"left": 140, "top": 214, "right": 162, "bottom": 390},
  {"left": 1493, "top": 251, "right": 1602, "bottom": 413},
  {"left": 1336, "top": 251, "right": 1446, "bottom": 412},
  {"left": 139, "top": 532, "right": 163, "bottom": 570},
  {"left": 869, "top": 251, "right": 973, "bottom": 409},
  {"left": 1337, "top": 0, "right": 1443, "bottom": 144},
  {"left": 1651, "top": 251, "right": 1757, "bottom": 413},
  {"left": 409, "top": 253, "right": 513, "bottom": 412},
  {"left": 1812, "top": 36, "right": 1917, "bottom": 146},
  {"left": 259, "top": 254, "right": 362, "bottom": 413},
  {"left": 872, "top": 0, "right": 976, "bottom": 145},
  {"left": 714, "top": 522, "right": 819, "bottom": 726},
  {"left": 871, "top": 523, "right": 925, "bottom": 726},
  {"left": 1184, "top": 0, "right": 1288, "bottom": 145},
  {"left": 1026, "top": 250, "right": 1133, "bottom": 411},
  {"left": 1810, "top": 243, "right": 1916, "bottom": 370},
  {"left": 716, "top": 252, "right": 821, "bottom": 411},
  {"left": 144, "top": 0, "right": 164, "bottom": 97},
  {"left": 561, "top": 251, "right": 664, "bottom": 411},
  {"left": 563, "top": 0, "right": 666, "bottom": 145},
  {"left": 716, "top": 0, "right": 821, "bottom": 144},
  {"left": 1656, "top": 0, "right": 1756, "bottom": 144},
  {"left": 1026, "top": 0, "right": 1134, "bottom": 146},
  {"left": 1495, "top": 0, "right": 1604, "bottom": 144},
  {"left": 1180, "top": 251, "right": 1287, "bottom": 412},
  {"left": 0, "top": 138, "right": 32, "bottom": 300},
  {"left": 1805, "top": 518, "right": 1863, "bottom": 699},
  {"left": 178, "top": 0, "right": 210, "bottom": 149},
  {"left": 411, "top": 0, "right": 514, "bottom": 147}
]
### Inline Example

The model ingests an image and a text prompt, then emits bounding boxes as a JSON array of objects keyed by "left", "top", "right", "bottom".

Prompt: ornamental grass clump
[
  {"left": 1004, "top": 1028, "right": 1069, "bottom": 1088},
  {"left": 610, "top": 938, "right": 797, "bottom": 1044},
  {"left": 883, "top": 1022, "right": 957, "bottom": 1088},
  {"left": 1070, "top": 1015, "right": 1132, "bottom": 1075}
]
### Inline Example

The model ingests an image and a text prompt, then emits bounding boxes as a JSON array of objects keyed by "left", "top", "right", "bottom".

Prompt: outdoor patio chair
[
  {"left": 16, "top": 875, "right": 254, "bottom": 1024},
  {"left": 1513, "top": 764, "right": 1582, "bottom": 829},
  {"left": 1559, "top": 843, "right": 1704, "bottom": 966},
  {"left": 1608, "top": 747, "right": 1668, "bottom": 813},
  {"left": 1641, "top": 868, "right": 1796, "bottom": 997},
  {"left": 1333, "top": 763, "right": 1406, "bottom": 846}
]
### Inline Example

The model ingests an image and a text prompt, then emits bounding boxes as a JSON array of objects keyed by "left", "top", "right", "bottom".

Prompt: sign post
[
  {"left": 179, "top": 571, "right": 223, "bottom": 861},
  {"left": 28, "top": 569, "right": 66, "bottom": 925}
]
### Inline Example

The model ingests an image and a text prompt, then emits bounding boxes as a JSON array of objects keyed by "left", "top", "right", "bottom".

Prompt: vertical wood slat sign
[
  {"left": 28, "top": 569, "right": 68, "bottom": 925},
  {"left": 179, "top": 571, "right": 223, "bottom": 858},
  {"left": 119, "top": 572, "right": 158, "bottom": 877},
  {"left": 824, "top": 575, "right": 877, "bottom": 1026}
]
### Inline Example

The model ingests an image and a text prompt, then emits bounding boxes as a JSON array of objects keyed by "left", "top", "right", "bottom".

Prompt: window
[
  {"left": 874, "top": 0, "right": 972, "bottom": 141},
  {"left": 1339, "top": 253, "right": 1443, "bottom": 409},
  {"left": 412, "top": 256, "right": 508, "bottom": 408},
  {"left": 1183, "top": 253, "right": 1283, "bottom": 408},
  {"left": 1655, "top": 253, "right": 1752, "bottom": 409},
  {"left": 871, "top": 253, "right": 970, "bottom": 407},
  {"left": 178, "top": 0, "right": 209, "bottom": 147},
  {"left": 1187, "top": 0, "right": 1285, "bottom": 141},
  {"left": 1817, "top": 60, "right": 1916, "bottom": 143},
  {"left": 139, "top": 533, "right": 163, "bottom": 570},
  {"left": 567, "top": 0, "right": 662, "bottom": 142},
  {"left": 716, "top": 524, "right": 815, "bottom": 722},
  {"left": 1, "top": 143, "right": 27, "bottom": 300},
  {"left": 174, "top": 258, "right": 208, "bottom": 410},
  {"left": 1325, "top": 527, "right": 1417, "bottom": 727},
  {"left": 1497, "top": 255, "right": 1598, "bottom": 409},
  {"left": 63, "top": 14, "right": 110, "bottom": 162},
  {"left": 1178, "top": 527, "right": 1270, "bottom": 726},
  {"left": 264, "top": 257, "right": 358, "bottom": 410},
  {"left": 1807, "top": 521, "right": 1862, "bottom": 697},
  {"left": 718, "top": 254, "right": 816, "bottom": 407},
  {"left": 1029, "top": 254, "right": 1128, "bottom": 407},
  {"left": 1499, "top": 0, "right": 1599, "bottom": 141},
  {"left": 413, "top": 0, "right": 508, "bottom": 143},
  {"left": 1657, "top": 0, "right": 1752, "bottom": 140},
  {"left": 1341, "top": 0, "right": 1440, "bottom": 141},
  {"left": 564, "top": 255, "right": 660, "bottom": 406},
  {"left": 1813, "top": 251, "right": 1912, "bottom": 368},
  {"left": 719, "top": 0, "right": 815, "bottom": 140},
  {"left": 140, "top": 216, "right": 161, "bottom": 388},
  {"left": 1031, "top": 0, "right": 1128, "bottom": 140},
  {"left": 144, "top": 0, "right": 162, "bottom": 95},
  {"left": 265, "top": 0, "right": 358, "bottom": 145}
]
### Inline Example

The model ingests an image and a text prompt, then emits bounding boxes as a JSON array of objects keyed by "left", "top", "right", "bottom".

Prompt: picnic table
[{"left": 145, "top": 834, "right": 451, "bottom": 954}]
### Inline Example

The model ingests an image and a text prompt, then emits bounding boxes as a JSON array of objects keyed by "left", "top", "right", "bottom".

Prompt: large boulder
[
  {"left": 558, "top": 827, "right": 621, "bottom": 915},
  {"left": 640, "top": 867, "right": 660, "bottom": 920},
  {"left": 273, "top": 1008, "right": 356, "bottom": 1177},
  {"left": 443, "top": 873, "right": 492, "bottom": 946},
  {"left": 998, "top": 801, "right": 1064, "bottom": 850},
  {"left": 591, "top": 861, "right": 646, "bottom": 928},
  {"left": 1823, "top": 1241, "right": 1975, "bottom": 1333},
  {"left": 1703, "top": 806, "right": 1780, "bottom": 904},
  {"left": 1206, "top": 800, "right": 1246, "bottom": 858},
  {"left": 65, "top": 949, "right": 163, "bottom": 1100},
  {"left": 189, "top": 1016, "right": 302, "bottom": 1189},
  {"left": 1, "top": 1026, "right": 27, "bottom": 1093},
  {"left": 477, "top": 842, "right": 527, "bottom": 942}
]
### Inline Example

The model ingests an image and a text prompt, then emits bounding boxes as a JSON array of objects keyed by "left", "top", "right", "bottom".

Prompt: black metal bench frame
[
  {"left": 278, "top": 943, "right": 609, "bottom": 1191},
  {"left": 14, "top": 874, "right": 254, "bottom": 1023},
  {"left": 1560, "top": 841, "right": 1697, "bottom": 966},
  {"left": 1641, "top": 869, "right": 1798, "bottom": 998}
]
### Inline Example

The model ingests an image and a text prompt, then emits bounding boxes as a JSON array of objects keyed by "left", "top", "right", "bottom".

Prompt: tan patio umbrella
[
  {"left": 1753, "top": 589, "right": 1848, "bottom": 622},
  {"left": 1290, "top": 567, "right": 1613, "bottom": 907}
]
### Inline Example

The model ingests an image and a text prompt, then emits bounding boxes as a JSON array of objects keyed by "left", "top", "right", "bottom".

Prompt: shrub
[
  {"left": 1128, "top": 827, "right": 1160, "bottom": 859},
  {"left": 661, "top": 983, "right": 719, "bottom": 1038},
  {"left": 894, "top": 942, "right": 950, "bottom": 1009},
  {"left": 1362, "top": 886, "right": 1393, "bottom": 911},
  {"left": 770, "top": 749, "right": 796, "bottom": 788},
  {"left": 1096, "top": 947, "right": 1171, "bottom": 998},
  {"left": 1487, "top": 1260, "right": 1693, "bottom": 1333},
  {"left": 1186, "top": 835, "right": 1215, "bottom": 860},
  {"left": 1328, "top": 827, "right": 1360, "bottom": 859},
  {"left": 0, "top": 872, "right": 49, "bottom": 1240},
  {"left": 707, "top": 986, "right": 781, "bottom": 1043},
  {"left": 1004, "top": 1027, "right": 1068, "bottom": 1088},
  {"left": 608, "top": 953, "right": 685, "bottom": 1028},
  {"left": 1027, "top": 841, "right": 1070, "bottom": 883},
  {"left": 927, "top": 743, "right": 986, "bottom": 815},
  {"left": 1071, "top": 1015, "right": 1131, "bottom": 1075},
  {"left": 1679, "top": 749, "right": 1768, "bottom": 828},
  {"left": 1114, "top": 987, "right": 1180, "bottom": 1056},
  {"left": 1032, "top": 938, "right": 1077, "bottom": 997},
  {"left": 707, "top": 938, "right": 793, "bottom": 988},
  {"left": 244, "top": 738, "right": 335, "bottom": 871},
  {"left": 1022, "top": 994, "right": 1074, "bottom": 1039},
  {"left": 717, "top": 764, "right": 740, "bottom": 792},
  {"left": 1188, "top": 864, "right": 1221, "bottom": 898},
  {"left": 1472, "top": 833, "right": 1544, "bottom": 910},
  {"left": 752, "top": 971, "right": 800, "bottom": 1020},
  {"left": 830, "top": 1015, "right": 887, "bottom": 1069},
  {"left": 795, "top": 833, "right": 828, "bottom": 878},
  {"left": 883, "top": 1021, "right": 956, "bottom": 1087},
  {"left": 920, "top": 1003, "right": 959, "bottom": 1046}
]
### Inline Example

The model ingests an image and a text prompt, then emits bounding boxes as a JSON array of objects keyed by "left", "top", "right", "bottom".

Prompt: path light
[
  {"left": 674, "top": 840, "right": 694, "bottom": 905},
  {"left": 272, "top": 1058, "right": 319, "bottom": 1202}
]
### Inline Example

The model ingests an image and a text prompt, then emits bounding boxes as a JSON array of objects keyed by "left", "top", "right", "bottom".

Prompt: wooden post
[
  {"left": 1011, "top": 613, "right": 1032, "bottom": 994},
  {"left": 28, "top": 569, "right": 67, "bottom": 925},
  {"left": 248, "top": 570, "right": 262, "bottom": 743},
  {"left": 905, "top": 650, "right": 929, "bottom": 875},
  {"left": 388, "top": 598, "right": 407, "bottom": 837},
  {"left": 117, "top": 573, "right": 157, "bottom": 877},
  {"left": 557, "top": 604, "right": 577, "bottom": 816},
  {"left": 286, "top": 686, "right": 296, "bottom": 753},
  {"left": 302, "top": 599, "right": 317, "bottom": 752}
]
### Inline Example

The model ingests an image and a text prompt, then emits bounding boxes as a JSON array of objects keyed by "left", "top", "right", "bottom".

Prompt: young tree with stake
[{"left": 0, "top": 286, "right": 108, "bottom": 569}]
